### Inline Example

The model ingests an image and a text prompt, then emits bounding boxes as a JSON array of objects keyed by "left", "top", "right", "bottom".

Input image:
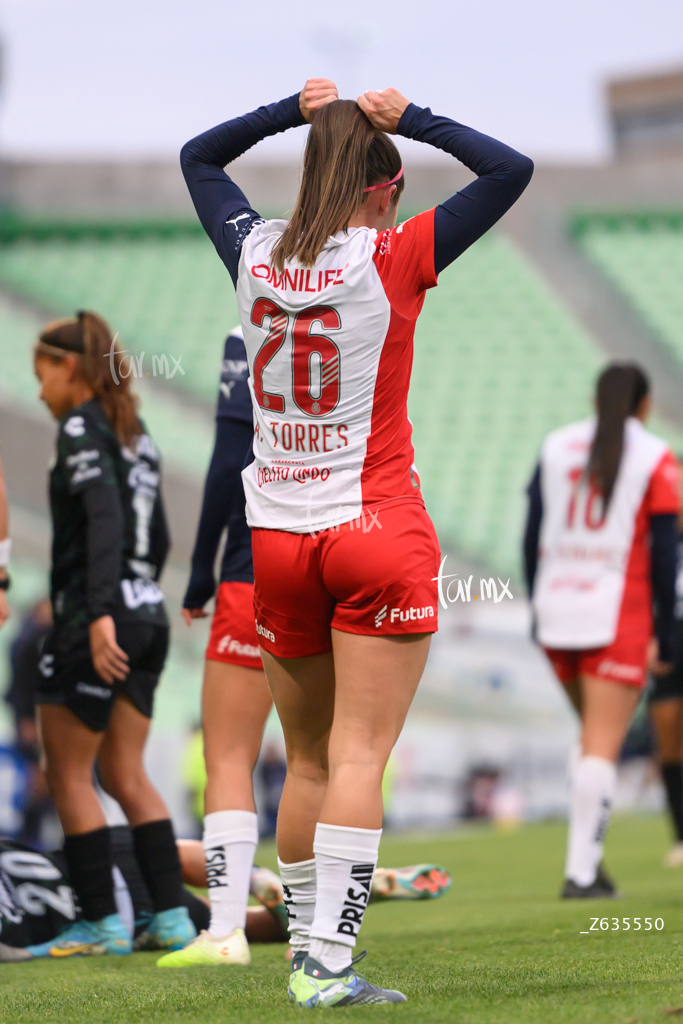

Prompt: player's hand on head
[
  {"left": 357, "top": 88, "right": 410, "bottom": 134},
  {"left": 299, "top": 78, "right": 339, "bottom": 123},
  {"left": 182, "top": 607, "right": 208, "bottom": 625},
  {"left": 89, "top": 615, "right": 129, "bottom": 683}
]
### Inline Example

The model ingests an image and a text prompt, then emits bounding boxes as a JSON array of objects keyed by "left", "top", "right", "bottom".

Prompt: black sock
[
  {"left": 132, "top": 819, "right": 184, "bottom": 913},
  {"left": 661, "top": 762, "right": 683, "bottom": 841},
  {"left": 63, "top": 827, "right": 117, "bottom": 922}
]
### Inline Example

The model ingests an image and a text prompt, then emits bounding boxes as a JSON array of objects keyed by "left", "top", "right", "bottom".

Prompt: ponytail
[
  {"left": 271, "top": 99, "right": 405, "bottom": 273},
  {"left": 36, "top": 311, "right": 141, "bottom": 448},
  {"left": 586, "top": 362, "right": 650, "bottom": 508}
]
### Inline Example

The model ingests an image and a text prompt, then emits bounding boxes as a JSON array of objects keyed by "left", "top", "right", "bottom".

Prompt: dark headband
[{"left": 37, "top": 312, "right": 86, "bottom": 355}]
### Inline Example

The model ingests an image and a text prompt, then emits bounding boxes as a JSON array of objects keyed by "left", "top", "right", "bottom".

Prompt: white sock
[
  {"left": 278, "top": 857, "right": 316, "bottom": 955},
  {"left": 203, "top": 809, "right": 258, "bottom": 937},
  {"left": 565, "top": 756, "right": 617, "bottom": 886},
  {"left": 309, "top": 822, "right": 382, "bottom": 973}
]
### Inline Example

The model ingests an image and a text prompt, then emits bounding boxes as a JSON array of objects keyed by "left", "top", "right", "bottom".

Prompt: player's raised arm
[
  {"left": 360, "top": 87, "right": 533, "bottom": 274},
  {"left": 181, "top": 79, "right": 338, "bottom": 285}
]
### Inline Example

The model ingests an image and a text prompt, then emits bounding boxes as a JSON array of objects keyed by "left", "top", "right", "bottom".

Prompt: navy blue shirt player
[{"left": 183, "top": 329, "right": 255, "bottom": 611}]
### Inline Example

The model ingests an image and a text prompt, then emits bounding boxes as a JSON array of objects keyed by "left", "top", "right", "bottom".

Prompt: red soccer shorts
[
  {"left": 251, "top": 500, "right": 440, "bottom": 659},
  {"left": 205, "top": 581, "right": 263, "bottom": 670},
  {"left": 544, "top": 629, "right": 650, "bottom": 688}
]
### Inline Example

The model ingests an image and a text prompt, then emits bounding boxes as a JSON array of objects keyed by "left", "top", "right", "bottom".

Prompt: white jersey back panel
[
  {"left": 236, "top": 219, "right": 411, "bottom": 532},
  {"left": 533, "top": 417, "right": 667, "bottom": 649}
]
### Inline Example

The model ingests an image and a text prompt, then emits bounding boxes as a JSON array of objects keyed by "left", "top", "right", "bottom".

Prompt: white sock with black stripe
[
  {"left": 278, "top": 857, "right": 316, "bottom": 956},
  {"left": 565, "top": 756, "right": 617, "bottom": 887},
  {"left": 203, "top": 809, "right": 258, "bottom": 937},
  {"left": 309, "top": 822, "right": 382, "bottom": 974}
]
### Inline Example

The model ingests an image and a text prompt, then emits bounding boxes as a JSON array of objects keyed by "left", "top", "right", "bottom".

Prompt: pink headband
[{"left": 363, "top": 166, "right": 404, "bottom": 192}]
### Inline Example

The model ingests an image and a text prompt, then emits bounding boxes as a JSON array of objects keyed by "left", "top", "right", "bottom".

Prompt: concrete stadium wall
[
  {"left": 0, "top": 156, "right": 475, "bottom": 216},
  {"left": 2, "top": 151, "right": 682, "bottom": 216}
]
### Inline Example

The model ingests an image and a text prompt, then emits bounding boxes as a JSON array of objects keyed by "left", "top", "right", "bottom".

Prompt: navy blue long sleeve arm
[
  {"left": 523, "top": 464, "right": 542, "bottom": 598},
  {"left": 183, "top": 419, "right": 254, "bottom": 609},
  {"left": 650, "top": 512, "right": 678, "bottom": 663},
  {"left": 182, "top": 95, "right": 533, "bottom": 285},
  {"left": 181, "top": 93, "right": 306, "bottom": 285},
  {"left": 396, "top": 103, "right": 533, "bottom": 275}
]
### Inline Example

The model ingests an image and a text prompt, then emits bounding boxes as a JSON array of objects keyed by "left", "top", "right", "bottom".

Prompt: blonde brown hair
[
  {"left": 36, "top": 311, "right": 141, "bottom": 447},
  {"left": 271, "top": 100, "right": 405, "bottom": 273}
]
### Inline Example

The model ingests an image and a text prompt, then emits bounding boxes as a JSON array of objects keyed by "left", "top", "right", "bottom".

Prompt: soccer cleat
[
  {"left": 251, "top": 865, "right": 290, "bottom": 936},
  {"left": 0, "top": 942, "right": 34, "bottom": 962},
  {"left": 561, "top": 865, "right": 619, "bottom": 899},
  {"left": 371, "top": 864, "right": 452, "bottom": 902},
  {"left": 27, "top": 914, "right": 132, "bottom": 958},
  {"left": 156, "top": 927, "right": 250, "bottom": 967},
  {"left": 134, "top": 906, "right": 197, "bottom": 951},
  {"left": 664, "top": 842, "right": 683, "bottom": 868},
  {"left": 288, "top": 952, "right": 407, "bottom": 1007},
  {"left": 287, "top": 949, "right": 307, "bottom": 999}
]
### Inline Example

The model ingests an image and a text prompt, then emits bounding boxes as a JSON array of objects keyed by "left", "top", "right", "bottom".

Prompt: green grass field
[{"left": 2, "top": 815, "right": 683, "bottom": 1023}]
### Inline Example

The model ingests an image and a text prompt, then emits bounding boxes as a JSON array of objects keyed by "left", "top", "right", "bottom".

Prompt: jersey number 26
[{"left": 251, "top": 299, "right": 341, "bottom": 417}]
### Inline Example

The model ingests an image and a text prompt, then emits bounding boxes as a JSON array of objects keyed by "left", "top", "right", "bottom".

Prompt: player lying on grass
[{"left": 0, "top": 829, "right": 451, "bottom": 960}]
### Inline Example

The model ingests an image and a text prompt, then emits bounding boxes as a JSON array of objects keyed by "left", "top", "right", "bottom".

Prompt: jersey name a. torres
[
  {"left": 533, "top": 417, "right": 678, "bottom": 649},
  {"left": 237, "top": 211, "right": 437, "bottom": 533}
]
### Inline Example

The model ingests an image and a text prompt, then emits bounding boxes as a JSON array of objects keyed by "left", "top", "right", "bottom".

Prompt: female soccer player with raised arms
[
  {"left": 180, "top": 79, "right": 532, "bottom": 1006},
  {"left": 525, "top": 364, "right": 679, "bottom": 898}
]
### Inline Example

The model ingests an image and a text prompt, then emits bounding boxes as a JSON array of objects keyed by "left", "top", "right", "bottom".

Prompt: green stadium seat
[{"left": 577, "top": 218, "right": 683, "bottom": 373}]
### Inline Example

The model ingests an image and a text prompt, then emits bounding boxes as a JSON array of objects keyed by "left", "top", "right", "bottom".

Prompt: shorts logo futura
[
  {"left": 375, "top": 605, "right": 435, "bottom": 627},
  {"left": 217, "top": 633, "right": 260, "bottom": 659},
  {"left": 255, "top": 621, "right": 275, "bottom": 643},
  {"left": 390, "top": 606, "right": 435, "bottom": 623}
]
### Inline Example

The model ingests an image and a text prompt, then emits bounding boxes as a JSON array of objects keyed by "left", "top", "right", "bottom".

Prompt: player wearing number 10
[
  {"left": 31, "top": 313, "right": 196, "bottom": 959},
  {"left": 525, "top": 363, "right": 679, "bottom": 899},
  {"left": 181, "top": 78, "right": 532, "bottom": 1005}
]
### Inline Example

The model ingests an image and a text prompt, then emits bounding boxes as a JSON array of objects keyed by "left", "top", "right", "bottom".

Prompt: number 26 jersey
[{"left": 236, "top": 210, "right": 438, "bottom": 533}]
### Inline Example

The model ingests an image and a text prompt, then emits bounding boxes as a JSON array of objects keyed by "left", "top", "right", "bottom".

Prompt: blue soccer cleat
[
  {"left": 135, "top": 906, "right": 197, "bottom": 951},
  {"left": 27, "top": 913, "right": 132, "bottom": 958}
]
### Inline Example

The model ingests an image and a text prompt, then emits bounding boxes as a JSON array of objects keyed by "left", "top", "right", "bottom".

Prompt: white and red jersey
[
  {"left": 533, "top": 417, "right": 679, "bottom": 649},
  {"left": 236, "top": 211, "right": 437, "bottom": 532}
]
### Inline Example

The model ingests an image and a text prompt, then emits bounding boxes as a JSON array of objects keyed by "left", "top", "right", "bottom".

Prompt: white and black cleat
[{"left": 561, "top": 865, "right": 619, "bottom": 899}]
